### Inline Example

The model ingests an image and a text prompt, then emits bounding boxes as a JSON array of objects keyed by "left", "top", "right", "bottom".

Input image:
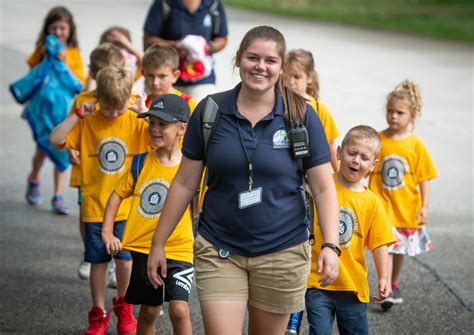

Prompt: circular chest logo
[
  {"left": 137, "top": 179, "right": 170, "bottom": 218},
  {"left": 273, "top": 129, "right": 290, "bottom": 149},
  {"left": 203, "top": 14, "right": 212, "bottom": 28},
  {"left": 338, "top": 206, "right": 360, "bottom": 249},
  {"left": 339, "top": 211, "right": 353, "bottom": 245},
  {"left": 381, "top": 155, "right": 408, "bottom": 191},
  {"left": 97, "top": 138, "right": 127, "bottom": 175}
]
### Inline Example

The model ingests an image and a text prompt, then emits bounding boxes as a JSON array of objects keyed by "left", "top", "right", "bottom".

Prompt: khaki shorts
[{"left": 194, "top": 234, "right": 311, "bottom": 314}]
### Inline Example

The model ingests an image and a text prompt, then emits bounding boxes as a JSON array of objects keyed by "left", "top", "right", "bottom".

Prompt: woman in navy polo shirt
[
  {"left": 147, "top": 26, "right": 339, "bottom": 334},
  {"left": 143, "top": 0, "right": 228, "bottom": 102}
]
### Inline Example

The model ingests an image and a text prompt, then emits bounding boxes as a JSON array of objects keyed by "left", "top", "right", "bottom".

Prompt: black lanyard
[{"left": 236, "top": 118, "right": 270, "bottom": 191}]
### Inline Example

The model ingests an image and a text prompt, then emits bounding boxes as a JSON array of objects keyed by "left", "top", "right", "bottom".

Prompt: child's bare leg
[
  {"left": 90, "top": 262, "right": 108, "bottom": 308},
  {"left": 137, "top": 305, "right": 161, "bottom": 335},
  {"left": 387, "top": 253, "right": 394, "bottom": 289},
  {"left": 30, "top": 147, "right": 46, "bottom": 179},
  {"left": 169, "top": 300, "right": 192, "bottom": 335},
  {"left": 115, "top": 259, "right": 132, "bottom": 297},
  {"left": 391, "top": 254, "right": 404, "bottom": 285},
  {"left": 53, "top": 167, "right": 66, "bottom": 195}
]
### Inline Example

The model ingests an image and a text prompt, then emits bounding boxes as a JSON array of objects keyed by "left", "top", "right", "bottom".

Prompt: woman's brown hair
[{"left": 234, "top": 26, "right": 307, "bottom": 123}]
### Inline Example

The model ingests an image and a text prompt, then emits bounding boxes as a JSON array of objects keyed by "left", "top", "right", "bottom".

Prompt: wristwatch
[{"left": 321, "top": 242, "right": 342, "bottom": 257}]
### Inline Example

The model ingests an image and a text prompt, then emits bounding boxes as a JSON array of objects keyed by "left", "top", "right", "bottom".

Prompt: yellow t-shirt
[
  {"left": 308, "top": 177, "right": 396, "bottom": 303},
  {"left": 67, "top": 93, "right": 141, "bottom": 188},
  {"left": 116, "top": 151, "right": 194, "bottom": 263},
  {"left": 67, "top": 91, "right": 98, "bottom": 188},
  {"left": 308, "top": 96, "right": 339, "bottom": 144},
  {"left": 64, "top": 110, "right": 150, "bottom": 222},
  {"left": 369, "top": 132, "right": 438, "bottom": 229},
  {"left": 27, "top": 46, "right": 86, "bottom": 84}
]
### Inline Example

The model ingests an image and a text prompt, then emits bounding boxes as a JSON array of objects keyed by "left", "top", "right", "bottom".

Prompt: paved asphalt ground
[{"left": 1, "top": 1, "right": 473, "bottom": 334}]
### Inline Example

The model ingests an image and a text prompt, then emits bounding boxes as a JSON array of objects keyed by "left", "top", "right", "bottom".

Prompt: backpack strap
[
  {"left": 191, "top": 91, "right": 227, "bottom": 236},
  {"left": 161, "top": 0, "right": 172, "bottom": 22},
  {"left": 284, "top": 108, "right": 316, "bottom": 245},
  {"left": 209, "top": 0, "right": 221, "bottom": 36},
  {"left": 131, "top": 152, "right": 149, "bottom": 190}
]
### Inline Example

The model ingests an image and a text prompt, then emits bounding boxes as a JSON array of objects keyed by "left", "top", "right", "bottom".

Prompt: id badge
[{"left": 238, "top": 187, "right": 262, "bottom": 209}]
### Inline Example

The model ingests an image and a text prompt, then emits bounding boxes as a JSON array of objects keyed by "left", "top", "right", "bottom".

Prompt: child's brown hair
[
  {"left": 287, "top": 49, "right": 320, "bottom": 99},
  {"left": 96, "top": 67, "right": 133, "bottom": 109},
  {"left": 99, "top": 26, "right": 132, "bottom": 44},
  {"left": 89, "top": 43, "right": 126, "bottom": 79},
  {"left": 142, "top": 45, "right": 179, "bottom": 71},
  {"left": 341, "top": 125, "right": 382, "bottom": 157},
  {"left": 36, "top": 6, "right": 78, "bottom": 48}
]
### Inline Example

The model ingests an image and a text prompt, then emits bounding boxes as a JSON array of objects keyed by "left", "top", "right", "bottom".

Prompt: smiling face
[
  {"left": 47, "top": 19, "right": 71, "bottom": 46},
  {"left": 148, "top": 116, "right": 186, "bottom": 149},
  {"left": 237, "top": 38, "right": 283, "bottom": 94},
  {"left": 386, "top": 98, "right": 415, "bottom": 134},
  {"left": 144, "top": 65, "right": 180, "bottom": 99},
  {"left": 337, "top": 137, "right": 378, "bottom": 187}
]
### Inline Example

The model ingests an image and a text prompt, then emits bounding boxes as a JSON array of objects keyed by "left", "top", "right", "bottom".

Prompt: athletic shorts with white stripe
[{"left": 125, "top": 251, "right": 194, "bottom": 306}]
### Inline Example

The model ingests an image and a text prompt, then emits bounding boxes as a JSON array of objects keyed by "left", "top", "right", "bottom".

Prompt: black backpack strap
[
  {"left": 209, "top": 0, "right": 221, "bottom": 36},
  {"left": 191, "top": 91, "right": 227, "bottom": 236},
  {"left": 284, "top": 110, "right": 316, "bottom": 245},
  {"left": 131, "top": 152, "right": 149, "bottom": 190},
  {"left": 161, "top": 0, "right": 172, "bottom": 21}
]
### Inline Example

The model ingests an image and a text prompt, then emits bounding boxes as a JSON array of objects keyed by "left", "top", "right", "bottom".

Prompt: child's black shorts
[{"left": 125, "top": 251, "right": 194, "bottom": 307}]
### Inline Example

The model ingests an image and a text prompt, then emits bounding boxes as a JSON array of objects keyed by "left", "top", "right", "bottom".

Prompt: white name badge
[{"left": 238, "top": 187, "right": 262, "bottom": 209}]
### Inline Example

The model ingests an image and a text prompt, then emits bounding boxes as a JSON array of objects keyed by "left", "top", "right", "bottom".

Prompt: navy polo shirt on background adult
[
  {"left": 143, "top": 0, "right": 228, "bottom": 86},
  {"left": 182, "top": 84, "right": 330, "bottom": 257}
]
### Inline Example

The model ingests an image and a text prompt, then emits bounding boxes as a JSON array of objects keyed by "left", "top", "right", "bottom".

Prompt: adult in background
[
  {"left": 143, "top": 0, "right": 228, "bottom": 102},
  {"left": 147, "top": 26, "right": 340, "bottom": 335}
]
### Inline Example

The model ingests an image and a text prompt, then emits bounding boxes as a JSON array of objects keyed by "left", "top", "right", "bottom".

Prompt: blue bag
[{"left": 17, "top": 35, "right": 83, "bottom": 171}]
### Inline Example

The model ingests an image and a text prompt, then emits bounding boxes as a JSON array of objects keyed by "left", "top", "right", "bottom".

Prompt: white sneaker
[
  {"left": 159, "top": 309, "right": 164, "bottom": 316},
  {"left": 78, "top": 260, "right": 91, "bottom": 280},
  {"left": 107, "top": 260, "right": 117, "bottom": 288}
]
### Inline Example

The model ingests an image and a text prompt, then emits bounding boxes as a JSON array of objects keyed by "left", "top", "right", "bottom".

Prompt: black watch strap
[{"left": 321, "top": 242, "right": 342, "bottom": 257}]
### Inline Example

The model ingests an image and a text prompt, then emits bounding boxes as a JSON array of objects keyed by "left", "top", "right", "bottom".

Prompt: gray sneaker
[{"left": 391, "top": 286, "right": 403, "bottom": 304}]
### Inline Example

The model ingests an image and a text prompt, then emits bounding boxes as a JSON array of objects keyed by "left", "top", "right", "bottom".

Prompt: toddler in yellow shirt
[
  {"left": 102, "top": 94, "right": 194, "bottom": 335},
  {"left": 306, "top": 125, "right": 396, "bottom": 335}
]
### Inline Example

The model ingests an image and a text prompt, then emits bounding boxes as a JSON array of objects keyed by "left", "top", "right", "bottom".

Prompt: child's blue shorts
[{"left": 84, "top": 221, "right": 132, "bottom": 264}]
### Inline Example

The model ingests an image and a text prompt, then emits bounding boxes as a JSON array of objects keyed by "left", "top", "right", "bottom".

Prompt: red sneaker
[
  {"left": 112, "top": 296, "right": 137, "bottom": 335},
  {"left": 85, "top": 306, "right": 110, "bottom": 335}
]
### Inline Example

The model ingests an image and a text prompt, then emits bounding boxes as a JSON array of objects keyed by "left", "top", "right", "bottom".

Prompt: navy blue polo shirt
[
  {"left": 182, "top": 84, "right": 330, "bottom": 257},
  {"left": 143, "top": 0, "right": 228, "bottom": 86}
]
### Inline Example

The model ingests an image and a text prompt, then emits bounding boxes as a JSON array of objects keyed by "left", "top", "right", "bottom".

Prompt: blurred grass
[{"left": 224, "top": 0, "right": 474, "bottom": 43}]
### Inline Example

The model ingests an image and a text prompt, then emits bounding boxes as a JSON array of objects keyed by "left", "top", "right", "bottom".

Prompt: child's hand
[
  {"left": 372, "top": 278, "right": 390, "bottom": 304},
  {"left": 378, "top": 278, "right": 390, "bottom": 299},
  {"left": 417, "top": 205, "right": 429, "bottom": 225},
  {"left": 102, "top": 232, "right": 122, "bottom": 255},
  {"left": 106, "top": 30, "right": 133, "bottom": 51},
  {"left": 80, "top": 101, "right": 96, "bottom": 117},
  {"left": 68, "top": 149, "right": 80, "bottom": 165},
  {"left": 129, "top": 93, "right": 147, "bottom": 115},
  {"left": 57, "top": 49, "right": 66, "bottom": 62}
]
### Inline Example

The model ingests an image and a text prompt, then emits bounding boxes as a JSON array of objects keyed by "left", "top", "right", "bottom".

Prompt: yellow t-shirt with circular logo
[
  {"left": 116, "top": 151, "right": 194, "bottom": 263},
  {"left": 308, "top": 177, "right": 396, "bottom": 303}
]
